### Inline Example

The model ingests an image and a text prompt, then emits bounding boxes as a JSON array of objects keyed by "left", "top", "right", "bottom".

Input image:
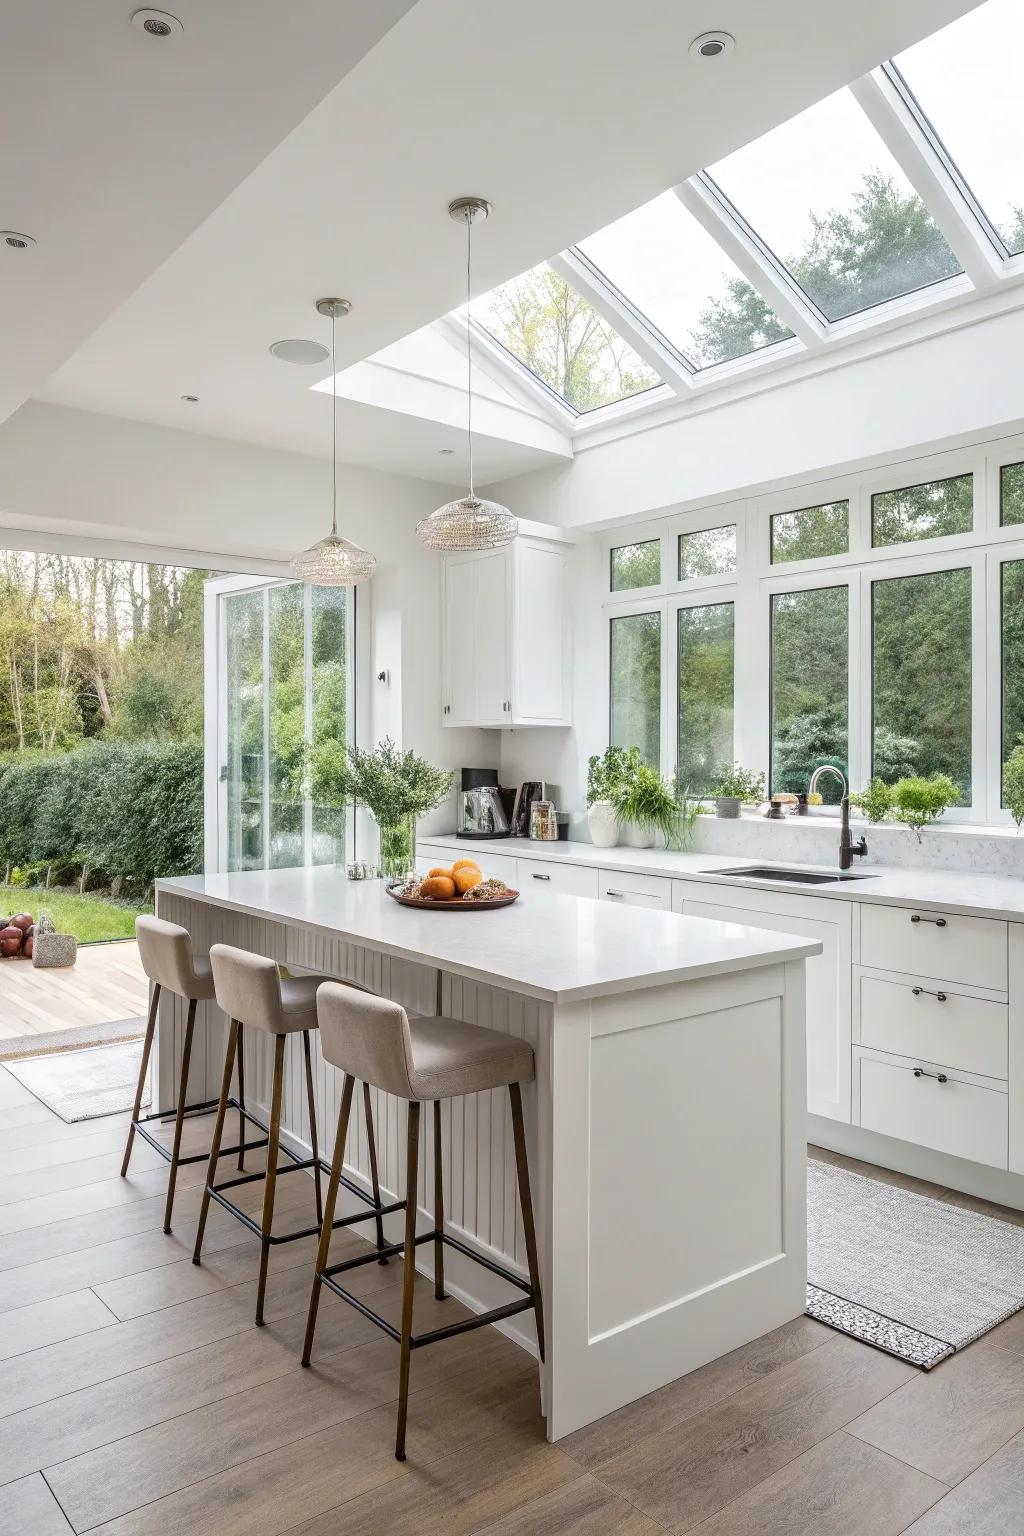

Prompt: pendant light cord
[
  {"left": 466, "top": 212, "right": 474, "bottom": 499},
  {"left": 331, "top": 309, "right": 338, "bottom": 538}
]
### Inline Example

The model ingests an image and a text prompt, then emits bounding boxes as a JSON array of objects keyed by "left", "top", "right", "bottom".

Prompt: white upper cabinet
[{"left": 441, "top": 536, "right": 571, "bottom": 728}]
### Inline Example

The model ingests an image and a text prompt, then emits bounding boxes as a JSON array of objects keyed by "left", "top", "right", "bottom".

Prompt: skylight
[
  {"left": 472, "top": 262, "right": 661, "bottom": 414},
  {"left": 576, "top": 192, "right": 794, "bottom": 368},
  {"left": 706, "top": 88, "right": 963, "bottom": 321},
  {"left": 892, "top": 0, "right": 1024, "bottom": 257}
]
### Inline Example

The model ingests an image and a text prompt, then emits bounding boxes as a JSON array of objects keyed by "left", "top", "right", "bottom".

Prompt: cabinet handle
[
  {"left": 606, "top": 889, "right": 625, "bottom": 897},
  {"left": 910, "top": 914, "right": 947, "bottom": 927},
  {"left": 911, "top": 986, "right": 948, "bottom": 1002},
  {"left": 913, "top": 1067, "right": 949, "bottom": 1083},
  {"left": 532, "top": 873, "right": 551, "bottom": 881}
]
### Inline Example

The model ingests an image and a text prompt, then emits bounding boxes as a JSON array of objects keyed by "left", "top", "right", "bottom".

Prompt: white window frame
[{"left": 669, "top": 585, "right": 738, "bottom": 790}]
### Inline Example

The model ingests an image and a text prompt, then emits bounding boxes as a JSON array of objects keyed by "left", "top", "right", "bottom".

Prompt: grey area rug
[
  {"left": 0, "top": 1016, "right": 145, "bottom": 1063},
  {"left": 3, "top": 1039, "right": 149, "bottom": 1123},
  {"left": 806, "top": 1158, "right": 1024, "bottom": 1368}
]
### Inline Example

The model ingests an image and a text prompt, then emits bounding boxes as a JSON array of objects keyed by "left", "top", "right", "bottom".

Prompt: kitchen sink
[{"left": 705, "top": 865, "right": 875, "bottom": 885}]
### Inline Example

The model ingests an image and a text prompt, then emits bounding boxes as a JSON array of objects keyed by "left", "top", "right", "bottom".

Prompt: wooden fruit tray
[{"left": 385, "top": 882, "right": 519, "bottom": 911}]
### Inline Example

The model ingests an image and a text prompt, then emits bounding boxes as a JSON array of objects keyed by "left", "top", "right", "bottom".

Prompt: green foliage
[
  {"left": 774, "top": 706, "right": 919, "bottom": 800},
  {"left": 872, "top": 475, "right": 972, "bottom": 547},
  {"left": 890, "top": 774, "right": 960, "bottom": 839},
  {"left": 586, "top": 745, "right": 636, "bottom": 806},
  {"left": 1003, "top": 746, "right": 1024, "bottom": 830},
  {"left": 668, "top": 783, "right": 710, "bottom": 851},
  {"left": 770, "top": 587, "right": 848, "bottom": 799},
  {"left": 306, "top": 737, "right": 452, "bottom": 825},
  {"left": 771, "top": 503, "right": 849, "bottom": 564},
  {"left": 850, "top": 777, "right": 894, "bottom": 824},
  {"left": 711, "top": 763, "right": 766, "bottom": 804},
  {"left": 612, "top": 759, "right": 679, "bottom": 842},
  {"left": 610, "top": 612, "right": 661, "bottom": 768},
  {"left": 611, "top": 541, "right": 660, "bottom": 591},
  {"left": 0, "top": 741, "right": 202, "bottom": 891},
  {"left": 0, "top": 883, "right": 146, "bottom": 943},
  {"left": 678, "top": 601, "right": 733, "bottom": 795}
]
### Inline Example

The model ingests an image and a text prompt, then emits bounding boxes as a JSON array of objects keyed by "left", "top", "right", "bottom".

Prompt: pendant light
[
  {"left": 417, "top": 198, "right": 517, "bottom": 552},
  {"left": 291, "top": 297, "right": 376, "bottom": 585}
]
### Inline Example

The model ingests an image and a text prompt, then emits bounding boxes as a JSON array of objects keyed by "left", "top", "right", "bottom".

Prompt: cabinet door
[
  {"left": 513, "top": 543, "right": 567, "bottom": 723},
  {"left": 672, "top": 879, "right": 852, "bottom": 1124},
  {"left": 443, "top": 557, "right": 479, "bottom": 725},
  {"left": 473, "top": 551, "right": 512, "bottom": 724}
]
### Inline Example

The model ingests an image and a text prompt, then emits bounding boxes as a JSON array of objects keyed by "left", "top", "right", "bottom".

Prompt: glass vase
[{"left": 376, "top": 812, "right": 416, "bottom": 882}]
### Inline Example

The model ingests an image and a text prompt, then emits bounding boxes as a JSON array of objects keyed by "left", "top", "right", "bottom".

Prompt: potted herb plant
[
  {"left": 585, "top": 746, "right": 631, "bottom": 848},
  {"left": 304, "top": 736, "right": 453, "bottom": 879},
  {"left": 889, "top": 773, "right": 959, "bottom": 842},
  {"left": 850, "top": 777, "right": 893, "bottom": 824},
  {"left": 1004, "top": 745, "right": 1024, "bottom": 830},
  {"left": 710, "top": 763, "right": 766, "bottom": 819},
  {"left": 613, "top": 754, "right": 680, "bottom": 849}
]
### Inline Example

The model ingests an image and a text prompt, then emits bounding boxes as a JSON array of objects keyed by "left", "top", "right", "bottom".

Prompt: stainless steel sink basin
[{"left": 705, "top": 865, "right": 875, "bottom": 885}]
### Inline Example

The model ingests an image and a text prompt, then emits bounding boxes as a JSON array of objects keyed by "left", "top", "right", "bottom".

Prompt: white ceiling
[{"left": 16, "top": 0, "right": 981, "bottom": 483}]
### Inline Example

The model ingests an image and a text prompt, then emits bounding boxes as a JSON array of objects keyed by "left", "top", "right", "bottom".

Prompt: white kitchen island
[{"left": 155, "top": 867, "right": 820, "bottom": 1440}]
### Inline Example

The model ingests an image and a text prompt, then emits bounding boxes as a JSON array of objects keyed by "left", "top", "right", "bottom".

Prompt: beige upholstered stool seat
[
  {"left": 403, "top": 1015, "right": 535, "bottom": 1100},
  {"left": 209, "top": 945, "right": 330, "bottom": 1035},
  {"left": 136, "top": 915, "right": 216, "bottom": 1002}
]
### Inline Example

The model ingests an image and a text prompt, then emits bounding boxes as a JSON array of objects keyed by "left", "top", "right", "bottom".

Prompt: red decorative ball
[
  {"left": 9, "top": 914, "right": 34, "bottom": 932},
  {"left": 23, "top": 935, "right": 34, "bottom": 959},
  {"left": 0, "top": 926, "right": 24, "bottom": 957}
]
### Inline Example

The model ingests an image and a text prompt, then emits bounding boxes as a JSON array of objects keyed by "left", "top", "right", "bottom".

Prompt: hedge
[{"left": 0, "top": 740, "right": 203, "bottom": 891}]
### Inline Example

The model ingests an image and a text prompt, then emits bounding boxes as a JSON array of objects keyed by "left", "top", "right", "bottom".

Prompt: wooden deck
[{"left": 0, "top": 941, "right": 147, "bottom": 1042}]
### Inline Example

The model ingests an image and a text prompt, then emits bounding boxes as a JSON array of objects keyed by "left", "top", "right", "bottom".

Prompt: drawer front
[
  {"left": 860, "top": 903, "right": 1007, "bottom": 991},
  {"left": 857, "top": 1053, "right": 1008, "bottom": 1168},
  {"left": 416, "top": 843, "right": 520, "bottom": 884},
  {"left": 599, "top": 869, "right": 672, "bottom": 911},
  {"left": 859, "top": 975, "right": 1008, "bottom": 1080},
  {"left": 516, "top": 856, "right": 599, "bottom": 899}
]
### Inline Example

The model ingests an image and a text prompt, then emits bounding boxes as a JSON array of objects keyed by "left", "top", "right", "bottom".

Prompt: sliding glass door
[{"left": 208, "top": 576, "right": 352, "bottom": 872}]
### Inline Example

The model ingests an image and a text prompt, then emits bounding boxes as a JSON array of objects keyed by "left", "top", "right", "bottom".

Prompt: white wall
[
  {"left": 0, "top": 401, "right": 497, "bottom": 832},
  {"left": 484, "top": 300, "right": 1024, "bottom": 532}
]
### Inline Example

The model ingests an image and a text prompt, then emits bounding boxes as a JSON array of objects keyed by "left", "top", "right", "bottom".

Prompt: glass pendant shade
[
  {"left": 417, "top": 494, "right": 517, "bottom": 552},
  {"left": 291, "top": 532, "right": 377, "bottom": 584}
]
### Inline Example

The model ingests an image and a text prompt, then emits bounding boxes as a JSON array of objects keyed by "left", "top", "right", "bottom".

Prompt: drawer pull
[
  {"left": 911, "top": 986, "right": 948, "bottom": 1002},
  {"left": 913, "top": 1067, "right": 949, "bottom": 1083},
  {"left": 606, "top": 889, "right": 625, "bottom": 898},
  {"left": 531, "top": 873, "right": 551, "bottom": 882},
  {"left": 910, "top": 914, "right": 947, "bottom": 927}
]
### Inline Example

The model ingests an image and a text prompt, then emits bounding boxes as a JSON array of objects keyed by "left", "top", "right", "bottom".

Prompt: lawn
[{"left": 0, "top": 885, "right": 151, "bottom": 944}]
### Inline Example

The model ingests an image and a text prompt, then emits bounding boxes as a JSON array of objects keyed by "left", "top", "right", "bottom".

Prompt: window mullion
[{"left": 550, "top": 250, "right": 692, "bottom": 395}]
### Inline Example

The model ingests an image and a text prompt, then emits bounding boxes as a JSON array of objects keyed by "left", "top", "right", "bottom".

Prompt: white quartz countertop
[
  {"left": 421, "top": 835, "right": 1024, "bottom": 924},
  {"left": 156, "top": 868, "right": 820, "bottom": 1005}
]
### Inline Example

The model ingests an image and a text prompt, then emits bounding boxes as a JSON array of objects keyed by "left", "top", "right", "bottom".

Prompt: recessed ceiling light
[
  {"left": 689, "top": 31, "right": 735, "bottom": 59},
  {"left": 181, "top": 394, "right": 199, "bottom": 403},
  {"left": 270, "top": 338, "right": 330, "bottom": 365},
  {"left": 131, "top": 8, "right": 183, "bottom": 38},
  {"left": 1, "top": 231, "right": 36, "bottom": 252}
]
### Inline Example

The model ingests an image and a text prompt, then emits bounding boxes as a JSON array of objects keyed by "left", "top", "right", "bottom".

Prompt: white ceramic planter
[
  {"left": 587, "top": 801, "right": 619, "bottom": 848},
  {"left": 621, "top": 821, "right": 655, "bottom": 849}
]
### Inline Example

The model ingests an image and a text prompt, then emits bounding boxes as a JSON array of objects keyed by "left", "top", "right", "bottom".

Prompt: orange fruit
[
  {"left": 427, "top": 866, "right": 454, "bottom": 879},
  {"left": 420, "top": 875, "right": 456, "bottom": 900},
  {"left": 452, "top": 859, "right": 480, "bottom": 873},
  {"left": 453, "top": 866, "right": 483, "bottom": 895}
]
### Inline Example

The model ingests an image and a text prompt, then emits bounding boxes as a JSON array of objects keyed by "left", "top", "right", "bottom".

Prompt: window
[
  {"left": 611, "top": 539, "right": 660, "bottom": 591},
  {"left": 1002, "top": 561, "right": 1024, "bottom": 790},
  {"left": 310, "top": 585, "right": 349, "bottom": 864},
  {"left": 893, "top": 0, "right": 1024, "bottom": 256},
  {"left": 679, "top": 525, "right": 736, "bottom": 580},
  {"left": 771, "top": 502, "right": 849, "bottom": 563},
  {"left": 1001, "top": 463, "right": 1024, "bottom": 527},
  {"left": 677, "top": 603, "right": 734, "bottom": 794},
  {"left": 872, "top": 567, "right": 971, "bottom": 801},
  {"left": 577, "top": 192, "right": 793, "bottom": 369},
  {"left": 473, "top": 262, "right": 660, "bottom": 413},
  {"left": 610, "top": 612, "right": 661, "bottom": 767},
  {"left": 871, "top": 474, "right": 972, "bottom": 547},
  {"left": 706, "top": 89, "right": 962, "bottom": 321},
  {"left": 770, "top": 586, "right": 848, "bottom": 802}
]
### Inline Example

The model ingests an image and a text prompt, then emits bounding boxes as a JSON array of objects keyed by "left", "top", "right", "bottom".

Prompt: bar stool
[
  {"left": 122, "top": 916, "right": 265, "bottom": 1233},
  {"left": 193, "top": 945, "right": 395, "bottom": 1326},
  {"left": 302, "top": 983, "right": 545, "bottom": 1461}
]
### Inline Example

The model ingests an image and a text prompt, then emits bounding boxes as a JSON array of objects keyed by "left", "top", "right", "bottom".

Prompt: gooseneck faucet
[{"left": 808, "top": 765, "right": 868, "bottom": 872}]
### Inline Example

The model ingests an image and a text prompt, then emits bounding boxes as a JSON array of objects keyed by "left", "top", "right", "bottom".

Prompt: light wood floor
[
  {"left": 0, "top": 1066, "right": 1022, "bottom": 1536},
  {"left": 0, "top": 942, "right": 147, "bottom": 1042}
]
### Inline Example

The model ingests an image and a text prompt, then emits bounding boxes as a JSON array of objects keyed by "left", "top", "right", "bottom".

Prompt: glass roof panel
[
  {"left": 472, "top": 262, "right": 661, "bottom": 414},
  {"left": 577, "top": 192, "right": 794, "bottom": 368},
  {"left": 893, "top": 0, "right": 1024, "bottom": 256},
  {"left": 706, "top": 88, "right": 963, "bottom": 321}
]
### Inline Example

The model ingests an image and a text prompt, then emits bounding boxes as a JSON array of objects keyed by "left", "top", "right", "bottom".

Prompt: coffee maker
[{"left": 456, "top": 768, "right": 511, "bottom": 839}]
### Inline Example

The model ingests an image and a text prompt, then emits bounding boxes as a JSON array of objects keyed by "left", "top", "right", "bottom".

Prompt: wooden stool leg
[
  {"left": 302, "top": 1073, "right": 354, "bottom": 1367},
  {"left": 433, "top": 1099, "right": 445, "bottom": 1300},
  {"left": 395, "top": 1100, "right": 421, "bottom": 1462},
  {"left": 303, "top": 1031, "right": 323, "bottom": 1228},
  {"left": 235, "top": 1025, "right": 247, "bottom": 1171},
  {"left": 192, "top": 1019, "right": 239, "bottom": 1265},
  {"left": 255, "top": 1034, "right": 286, "bottom": 1327},
  {"left": 363, "top": 1082, "right": 388, "bottom": 1263},
  {"left": 509, "top": 1082, "right": 545, "bottom": 1365},
  {"left": 120, "top": 982, "right": 160, "bottom": 1177},
  {"left": 162, "top": 998, "right": 196, "bottom": 1233}
]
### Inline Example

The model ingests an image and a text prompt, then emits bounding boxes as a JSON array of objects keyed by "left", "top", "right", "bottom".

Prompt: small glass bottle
[{"left": 529, "top": 799, "right": 558, "bottom": 841}]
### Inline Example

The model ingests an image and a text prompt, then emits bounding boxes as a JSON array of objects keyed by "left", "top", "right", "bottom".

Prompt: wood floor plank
[
  {"left": 0, "top": 1109, "right": 131, "bottom": 1155},
  {"left": 591, "top": 1333, "right": 915, "bottom": 1533},
  {"left": 0, "top": 1067, "right": 38, "bottom": 1108},
  {"left": 848, "top": 1343, "right": 1024, "bottom": 1486},
  {"left": 0, "top": 1122, "right": 133, "bottom": 1171},
  {"left": 0, "top": 1140, "right": 167, "bottom": 1208},
  {"left": 0, "top": 1100, "right": 60, "bottom": 1129},
  {"left": 472, "top": 1475, "right": 664, "bottom": 1535},
  {"left": 0, "top": 1150, "right": 215, "bottom": 1237},
  {"left": 562, "top": 1315, "right": 830, "bottom": 1471},
  {"left": 0, "top": 1473, "right": 72, "bottom": 1534},
  {"left": 0, "top": 1287, "right": 115, "bottom": 1362},
  {"left": 681, "top": 1429, "right": 944, "bottom": 1535},
  {"left": 901, "top": 1427, "right": 1024, "bottom": 1533}
]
